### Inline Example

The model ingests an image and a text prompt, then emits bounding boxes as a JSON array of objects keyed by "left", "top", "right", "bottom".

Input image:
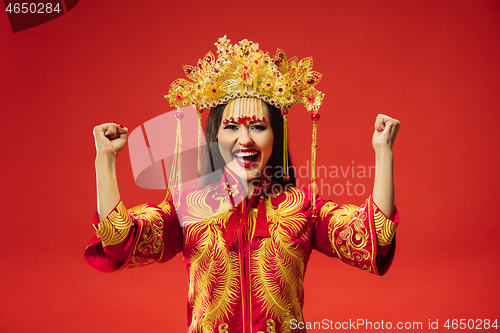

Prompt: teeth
[{"left": 234, "top": 152, "right": 257, "bottom": 157}]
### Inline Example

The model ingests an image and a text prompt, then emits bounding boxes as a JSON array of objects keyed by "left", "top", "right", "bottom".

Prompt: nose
[{"left": 236, "top": 127, "right": 253, "bottom": 146}]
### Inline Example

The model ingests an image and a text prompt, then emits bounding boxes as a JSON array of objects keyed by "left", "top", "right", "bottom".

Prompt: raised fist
[
  {"left": 93, "top": 123, "right": 128, "bottom": 159},
  {"left": 372, "top": 114, "right": 400, "bottom": 151}
]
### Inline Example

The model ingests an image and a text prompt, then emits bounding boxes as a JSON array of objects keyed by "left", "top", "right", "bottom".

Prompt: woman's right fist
[{"left": 93, "top": 123, "right": 128, "bottom": 159}]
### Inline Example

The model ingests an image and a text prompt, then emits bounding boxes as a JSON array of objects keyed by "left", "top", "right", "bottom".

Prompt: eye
[
  {"left": 250, "top": 125, "right": 267, "bottom": 131},
  {"left": 223, "top": 124, "right": 238, "bottom": 130}
]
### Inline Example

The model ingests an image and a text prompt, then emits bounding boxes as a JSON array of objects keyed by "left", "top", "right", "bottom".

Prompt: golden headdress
[
  {"left": 165, "top": 35, "right": 324, "bottom": 112},
  {"left": 165, "top": 36, "right": 324, "bottom": 217}
]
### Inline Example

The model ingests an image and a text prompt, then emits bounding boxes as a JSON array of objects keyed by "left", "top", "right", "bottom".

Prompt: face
[{"left": 218, "top": 98, "right": 274, "bottom": 184}]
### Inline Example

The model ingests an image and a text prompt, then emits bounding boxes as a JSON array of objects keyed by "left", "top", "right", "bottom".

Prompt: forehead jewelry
[{"left": 223, "top": 98, "right": 266, "bottom": 127}]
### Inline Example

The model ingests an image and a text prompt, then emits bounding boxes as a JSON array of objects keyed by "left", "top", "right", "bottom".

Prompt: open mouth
[{"left": 233, "top": 149, "right": 260, "bottom": 168}]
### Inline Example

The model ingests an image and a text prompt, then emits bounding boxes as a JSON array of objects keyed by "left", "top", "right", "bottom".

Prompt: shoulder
[
  {"left": 178, "top": 182, "right": 221, "bottom": 215},
  {"left": 272, "top": 186, "right": 331, "bottom": 211},
  {"left": 269, "top": 186, "right": 312, "bottom": 207},
  {"left": 180, "top": 182, "right": 220, "bottom": 202},
  {"left": 177, "top": 182, "right": 234, "bottom": 226}
]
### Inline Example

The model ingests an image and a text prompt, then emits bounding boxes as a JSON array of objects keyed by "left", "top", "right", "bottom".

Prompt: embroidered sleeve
[
  {"left": 373, "top": 201, "right": 398, "bottom": 247},
  {"left": 312, "top": 195, "right": 399, "bottom": 276},
  {"left": 84, "top": 199, "right": 182, "bottom": 273},
  {"left": 94, "top": 201, "right": 133, "bottom": 247}
]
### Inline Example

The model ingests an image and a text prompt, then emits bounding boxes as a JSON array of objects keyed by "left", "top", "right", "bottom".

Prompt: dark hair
[{"left": 201, "top": 102, "right": 296, "bottom": 190}]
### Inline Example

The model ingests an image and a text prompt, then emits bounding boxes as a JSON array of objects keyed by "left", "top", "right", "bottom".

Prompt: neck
[{"left": 246, "top": 181, "right": 255, "bottom": 200}]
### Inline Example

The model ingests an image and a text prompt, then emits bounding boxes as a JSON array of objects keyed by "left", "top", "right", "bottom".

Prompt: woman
[{"left": 85, "top": 37, "right": 400, "bottom": 333}]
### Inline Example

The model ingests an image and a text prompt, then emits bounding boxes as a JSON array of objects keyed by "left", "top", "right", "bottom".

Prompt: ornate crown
[{"left": 165, "top": 36, "right": 324, "bottom": 112}]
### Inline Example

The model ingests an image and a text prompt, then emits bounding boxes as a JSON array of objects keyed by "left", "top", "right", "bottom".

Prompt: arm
[
  {"left": 313, "top": 196, "right": 398, "bottom": 276},
  {"left": 93, "top": 123, "right": 128, "bottom": 220},
  {"left": 86, "top": 123, "right": 182, "bottom": 272},
  {"left": 372, "top": 114, "right": 400, "bottom": 218},
  {"left": 312, "top": 115, "right": 400, "bottom": 275}
]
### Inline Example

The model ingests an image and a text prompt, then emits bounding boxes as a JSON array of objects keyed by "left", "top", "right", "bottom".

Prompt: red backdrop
[{"left": 1, "top": 1, "right": 499, "bottom": 332}]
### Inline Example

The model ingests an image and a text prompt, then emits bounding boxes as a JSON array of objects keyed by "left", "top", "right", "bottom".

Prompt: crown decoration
[{"left": 165, "top": 36, "right": 324, "bottom": 112}]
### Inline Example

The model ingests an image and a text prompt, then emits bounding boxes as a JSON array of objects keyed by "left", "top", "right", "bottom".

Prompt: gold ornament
[{"left": 165, "top": 36, "right": 324, "bottom": 112}]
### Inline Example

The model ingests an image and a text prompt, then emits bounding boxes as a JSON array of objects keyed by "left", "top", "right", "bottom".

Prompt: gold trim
[
  {"left": 373, "top": 208, "right": 397, "bottom": 246},
  {"left": 218, "top": 323, "right": 229, "bottom": 333},
  {"left": 320, "top": 200, "right": 375, "bottom": 273},
  {"left": 95, "top": 202, "right": 133, "bottom": 246},
  {"left": 257, "top": 319, "right": 277, "bottom": 333}
]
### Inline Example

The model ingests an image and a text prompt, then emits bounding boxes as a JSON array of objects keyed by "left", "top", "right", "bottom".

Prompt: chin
[{"left": 227, "top": 160, "right": 263, "bottom": 183}]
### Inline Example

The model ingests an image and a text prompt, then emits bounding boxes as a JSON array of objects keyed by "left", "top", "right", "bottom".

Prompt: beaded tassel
[
  {"left": 283, "top": 111, "right": 290, "bottom": 181},
  {"left": 197, "top": 109, "right": 203, "bottom": 178},
  {"left": 255, "top": 195, "right": 269, "bottom": 236},
  {"left": 224, "top": 208, "right": 240, "bottom": 251},
  {"left": 169, "top": 110, "right": 184, "bottom": 208},
  {"left": 223, "top": 98, "right": 266, "bottom": 126},
  {"left": 310, "top": 113, "right": 320, "bottom": 219}
]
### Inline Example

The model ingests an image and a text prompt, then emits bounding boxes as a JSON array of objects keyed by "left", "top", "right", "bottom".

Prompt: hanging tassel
[
  {"left": 169, "top": 110, "right": 184, "bottom": 208},
  {"left": 224, "top": 209, "right": 240, "bottom": 251},
  {"left": 254, "top": 195, "right": 270, "bottom": 238},
  {"left": 283, "top": 110, "right": 290, "bottom": 181},
  {"left": 196, "top": 108, "right": 203, "bottom": 178},
  {"left": 242, "top": 211, "right": 252, "bottom": 253},
  {"left": 310, "top": 112, "right": 320, "bottom": 220},
  {"left": 223, "top": 98, "right": 266, "bottom": 127}
]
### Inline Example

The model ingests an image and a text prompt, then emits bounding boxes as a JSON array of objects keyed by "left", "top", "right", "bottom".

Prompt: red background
[{"left": 1, "top": 1, "right": 499, "bottom": 332}]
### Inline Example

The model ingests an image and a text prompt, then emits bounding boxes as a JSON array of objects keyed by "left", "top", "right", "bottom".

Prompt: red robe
[{"left": 85, "top": 167, "right": 399, "bottom": 333}]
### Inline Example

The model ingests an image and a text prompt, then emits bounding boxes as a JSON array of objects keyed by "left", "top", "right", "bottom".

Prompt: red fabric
[
  {"left": 254, "top": 194, "right": 271, "bottom": 239},
  {"left": 84, "top": 202, "right": 182, "bottom": 272},
  {"left": 85, "top": 167, "right": 398, "bottom": 332}
]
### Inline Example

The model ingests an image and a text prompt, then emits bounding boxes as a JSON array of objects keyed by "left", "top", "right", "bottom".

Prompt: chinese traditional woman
[{"left": 85, "top": 36, "right": 401, "bottom": 333}]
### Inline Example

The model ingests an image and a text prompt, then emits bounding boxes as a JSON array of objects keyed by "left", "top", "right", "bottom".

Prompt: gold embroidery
[
  {"left": 184, "top": 186, "right": 240, "bottom": 333},
  {"left": 257, "top": 319, "right": 277, "bottom": 333},
  {"left": 125, "top": 204, "right": 165, "bottom": 256},
  {"left": 183, "top": 184, "right": 233, "bottom": 226},
  {"left": 217, "top": 323, "right": 229, "bottom": 333},
  {"left": 222, "top": 182, "right": 240, "bottom": 198},
  {"left": 251, "top": 187, "right": 308, "bottom": 333},
  {"left": 120, "top": 256, "right": 156, "bottom": 270},
  {"left": 320, "top": 201, "right": 373, "bottom": 272},
  {"left": 114, "top": 203, "right": 172, "bottom": 271},
  {"left": 373, "top": 208, "right": 397, "bottom": 246},
  {"left": 95, "top": 202, "right": 133, "bottom": 246},
  {"left": 158, "top": 196, "right": 173, "bottom": 215}
]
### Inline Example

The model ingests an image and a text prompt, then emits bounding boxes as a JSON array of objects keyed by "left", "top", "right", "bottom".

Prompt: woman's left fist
[{"left": 372, "top": 114, "right": 401, "bottom": 151}]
